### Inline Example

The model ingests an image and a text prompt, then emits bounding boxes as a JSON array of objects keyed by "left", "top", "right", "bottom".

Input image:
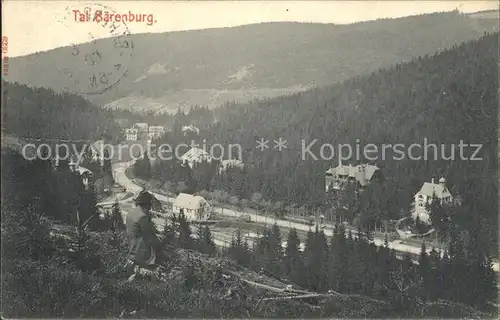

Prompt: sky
[{"left": 3, "top": 1, "right": 497, "bottom": 57}]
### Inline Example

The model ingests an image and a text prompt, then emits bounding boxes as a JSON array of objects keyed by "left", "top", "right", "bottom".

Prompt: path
[{"left": 109, "top": 161, "right": 499, "bottom": 273}]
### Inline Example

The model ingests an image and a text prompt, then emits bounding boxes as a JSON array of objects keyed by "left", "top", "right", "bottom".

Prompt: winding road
[{"left": 109, "top": 161, "right": 499, "bottom": 273}]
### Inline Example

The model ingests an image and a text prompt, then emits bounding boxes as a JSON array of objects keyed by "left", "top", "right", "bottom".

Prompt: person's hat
[{"left": 134, "top": 189, "right": 153, "bottom": 205}]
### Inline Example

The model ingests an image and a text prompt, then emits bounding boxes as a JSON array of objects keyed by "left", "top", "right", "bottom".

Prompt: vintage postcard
[{"left": 1, "top": 1, "right": 498, "bottom": 318}]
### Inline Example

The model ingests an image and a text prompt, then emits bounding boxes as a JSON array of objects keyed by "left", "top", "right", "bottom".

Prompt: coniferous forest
[
  {"left": 2, "top": 81, "right": 121, "bottom": 142},
  {"left": 149, "top": 33, "right": 498, "bottom": 254},
  {"left": 1, "top": 20, "right": 498, "bottom": 318}
]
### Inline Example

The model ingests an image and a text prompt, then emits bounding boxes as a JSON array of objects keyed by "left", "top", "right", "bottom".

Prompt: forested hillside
[
  {"left": 7, "top": 11, "right": 498, "bottom": 111},
  {"left": 152, "top": 33, "right": 498, "bottom": 252},
  {"left": 2, "top": 82, "right": 121, "bottom": 141},
  {"left": 3, "top": 147, "right": 495, "bottom": 318}
]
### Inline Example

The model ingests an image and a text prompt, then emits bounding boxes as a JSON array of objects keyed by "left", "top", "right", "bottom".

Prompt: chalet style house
[
  {"left": 125, "top": 128, "right": 138, "bottom": 141},
  {"left": 180, "top": 147, "right": 212, "bottom": 168},
  {"left": 219, "top": 159, "right": 244, "bottom": 174},
  {"left": 413, "top": 177, "right": 453, "bottom": 224},
  {"left": 173, "top": 193, "right": 211, "bottom": 221},
  {"left": 148, "top": 126, "right": 165, "bottom": 140},
  {"left": 325, "top": 163, "right": 381, "bottom": 192},
  {"left": 182, "top": 125, "right": 200, "bottom": 136},
  {"left": 132, "top": 123, "right": 149, "bottom": 132}
]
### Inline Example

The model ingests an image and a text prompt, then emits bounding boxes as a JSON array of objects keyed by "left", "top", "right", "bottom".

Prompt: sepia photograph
[{"left": 1, "top": 1, "right": 498, "bottom": 318}]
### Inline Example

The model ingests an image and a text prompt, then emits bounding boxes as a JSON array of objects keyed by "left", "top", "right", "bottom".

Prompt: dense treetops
[
  {"left": 2, "top": 81, "right": 121, "bottom": 142},
  {"left": 151, "top": 33, "right": 497, "bottom": 253},
  {"left": 212, "top": 35, "right": 495, "bottom": 205}
]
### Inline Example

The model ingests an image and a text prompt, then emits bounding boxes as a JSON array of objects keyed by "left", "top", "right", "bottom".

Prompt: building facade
[
  {"left": 148, "top": 126, "right": 165, "bottom": 140},
  {"left": 180, "top": 147, "right": 212, "bottom": 168},
  {"left": 219, "top": 159, "right": 244, "bottom": 174},
  {"left": 132, "top": 123, "right": 149, "bottom": 132},
  {"left": 325, "top": 163, "right": 380, "bottom": 192},
  {"left": 125, "top": 128, "right": 139, "bottom": 141},
  {"left": 172, "top": 193, "right": 211, "bottom": 221},
  {"left": 182, "top": 125, "right": 200, "bottom": 136},
  {"left": 413, "top": 177, "right": 453, "bottom": 224}
]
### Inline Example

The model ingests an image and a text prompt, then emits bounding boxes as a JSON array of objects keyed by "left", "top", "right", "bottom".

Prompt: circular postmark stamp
[{"left": 56, "top": 3, "right": 134, "bottom": 95}]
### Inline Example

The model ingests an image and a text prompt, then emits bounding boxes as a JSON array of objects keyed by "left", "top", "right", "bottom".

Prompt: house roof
[
  {"left": 149, "top": 126, "right": 164, "bottom": 131},
  {"left": 181, "top": 147, "right": 211, "bottom": 162},
  {"left": 132, "top": 191, "right": 162, "bottom": 211},
  {"left": 173, "top": 193, "right": 209, "bottom": 211},
  {"left": 77, "top": 166, "right": 93, "bottom": 176},
  {"left": 220, "top": 159, "right": 244, "bottom": 170},
  {"left": 416, "top": 181, "right": 452, "bottom": 198},
  {"left": 182, "top": 125, "right": 200, "bottom": 134},
  {"left": 325, "top": 164, "right": 380, "bottom": 186},
  {"left": 89, "top": 140, "right": 104, "bottom": 157}
]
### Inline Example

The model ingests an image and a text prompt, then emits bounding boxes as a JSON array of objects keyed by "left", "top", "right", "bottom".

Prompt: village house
[
  {"left": 325, "top": 163, "right": 381, "bottom": 192},
  {"left": 78, "top": 167, "right": 93, "bottom": 190},
  {"left": 172, "top": 193, "right": 211, "bottom": 221},
  {"left": 88, "top": 140, "right": 107, "bottom": 167},
  {"left": 125, "top": 128, "right": 138, "bottom": 141},
  {"left": 180, "top": 147, "right": 212, "bottom": 168},
  {"left": 148, "top": 125, "right": 165, "bottom": 140},
  {"left": 182, "top": 125, "right": 200, "bottom": 136},
  {"left": 413, "top": 177, "right": 453, "bottom": 224},
  {"left": 132, "top": 123, "right": 149, "bottom": 132},
  {"left": 66, "top": 158, "right": 94, "bottom": 190},
  {"left": 219, "top": 159, "right": 244, "bottom": 174}
]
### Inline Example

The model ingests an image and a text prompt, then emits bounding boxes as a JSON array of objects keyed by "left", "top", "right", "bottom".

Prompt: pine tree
[
  {"left": 427, "top": 195, "right": 448, "bottom": 240},
  {"left": 303, "top": 228, "right": 317, "bottom": 289},
  {"left": 316, "top": 227, "right": 330, "bottom": 292},
  {"left": 418, "top": 241, "right": 431, "bottom": 301},
  {"left": 201, "top": 226, "right": 216, "bottom": 256},
  {"left": 428, "top": 247, "right": 441, "bottom": 300},
  {"left": 374, "top": 232, "right": 393, "bottom": 299},
  {"left": 109, "top": 200, "right": 125, "bottom": 250},
  {"left": 283, "top": 228, "right": 304, "bottom": 287},
  {"left": 228, "top": 228, "right": 249, "bottom": 265},
  {"left": 329, "top": 223, "right": 349, "bottom": 292},
  {"left": 161, "top": 216, "right": 176, "bottom": 250},
  {"left": 438, "top": 250, "right": 451, "bottom": 301},
  {"left": 268, "top": 223, "right": 283, "bottom": 275},
  {"left": 177, "top": 209, "right": 192, "bottom": 249}
]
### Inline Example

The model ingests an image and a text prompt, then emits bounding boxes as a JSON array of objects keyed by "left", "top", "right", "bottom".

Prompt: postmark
[{"left": 56, "top": 3, "right": 134, "bottom": 95}]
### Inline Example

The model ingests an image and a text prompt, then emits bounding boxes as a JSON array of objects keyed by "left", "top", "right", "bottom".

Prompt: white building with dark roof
[
  {"left": 180, "top": 147, "right": 212, "bottom": 168},
  {"left": 325, "top": 163, "right": 380, "bottom": 192},
  {"left": 125, "top": 128, "right": 138, "bottom": 141},
  {"left": 413, "top": 177, "right": 453, "bottom": 224},
  {"left": 219, "top": 159, "right": 244, "bottom": 174},
  {"left": 182, "top": 125, "right": 200, "bottom": 136},
  {"left": 132, "top": 123, "right": 149, "bottom": 132},
  {"left": 148, "top": 126, "right": 165, "bottom": 140},
  {"left": 173, "top": 193, "right": 211, "bottom": 221}
]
